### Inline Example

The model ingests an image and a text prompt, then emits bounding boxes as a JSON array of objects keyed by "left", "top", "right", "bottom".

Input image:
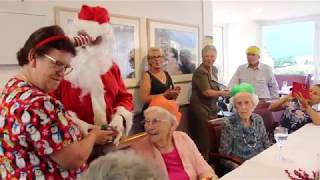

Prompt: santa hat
[
  {"left": 146, "top": 96, "right": 182, "bottom": 125},
  {"left": 75, "top": 5, "right": 112, "bottom": 38}
]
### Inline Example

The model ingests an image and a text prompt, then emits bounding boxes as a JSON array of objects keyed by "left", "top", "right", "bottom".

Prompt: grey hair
[
  {"left": 229, "top": 93, "right": 259, "bottom": 111},
  {"left": 83, "top": 150, "right": 166, "bottom": 180},
  {"left": 201, "top": 45, "right": 217, "bottom": 58},
  {"left": 144, "top": 106, "right": 177, "bottom": 125}
]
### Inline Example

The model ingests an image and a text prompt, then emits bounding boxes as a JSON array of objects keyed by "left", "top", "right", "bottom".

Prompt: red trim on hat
[
  {"left": 72, "top": 35, "right": 92, "bottom": 47},
  {"left": 35, "top": 35, "right": 69, "bottom": 49},
  {"left": 78, "top": 4, "right": 110, "bottom": 24}
]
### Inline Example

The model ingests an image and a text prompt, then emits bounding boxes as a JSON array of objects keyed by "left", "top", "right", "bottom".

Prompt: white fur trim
[
  {"left": 64, "top": 40, "right": 113, "bottom": 97},
  {"left": 114, "top": 106, "right": 133, "bottom": 135},
  {"left": 144, "top": 106, "right": 177, "bottom": 125},
  {"left": 91, "top": 92, "right": 107, "bottom": 126},
  {"left": 74, "top": 19, "right": 112, "bottom": 38}
]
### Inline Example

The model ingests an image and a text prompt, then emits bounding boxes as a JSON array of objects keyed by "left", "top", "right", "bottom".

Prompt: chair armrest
[{"left": 209, "top": 152, "right": 244, "bottom": 165}]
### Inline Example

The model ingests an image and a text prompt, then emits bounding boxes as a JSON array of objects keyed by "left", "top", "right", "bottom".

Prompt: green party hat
[{"left": 231, "top": 83, "right": 255, "bottom": 97}]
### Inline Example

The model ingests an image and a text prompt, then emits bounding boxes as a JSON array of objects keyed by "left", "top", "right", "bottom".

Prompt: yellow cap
[{"left": 246, "top": 46, "right": 260, "bottom": 56}]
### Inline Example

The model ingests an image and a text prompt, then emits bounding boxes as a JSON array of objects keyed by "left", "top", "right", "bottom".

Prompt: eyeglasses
[
  {"left": 149, "top": 55, "right": 164, "bottom": 60},
  {"left": 144, "top": 118, "right": 164, "bottom": 126},
  {"left": 43, "top": 54, "right": 73, "bottom": 75}
]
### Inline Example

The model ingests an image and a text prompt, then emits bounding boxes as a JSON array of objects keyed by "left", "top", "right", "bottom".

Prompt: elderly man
[
  {"left": 219, "top": 83, "right": 271, "bottom": 170},
  {"left": 228, "top": 46, "right": 279, "bottom": 99}
]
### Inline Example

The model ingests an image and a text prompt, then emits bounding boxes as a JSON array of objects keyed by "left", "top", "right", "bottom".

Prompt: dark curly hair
[{"left": 17, "top": 25, "right": 76, "bottom": 66}]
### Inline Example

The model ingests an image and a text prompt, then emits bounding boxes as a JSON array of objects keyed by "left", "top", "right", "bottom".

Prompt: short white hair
[
  {"left": 144, "top": 106, "right": 177, "bottom": 125},
  {"left": 229, "top": 93, "right": 259, "bottom": 111},
  {"left": 83, "top": 150, "right": 165, "bottom": 180}
]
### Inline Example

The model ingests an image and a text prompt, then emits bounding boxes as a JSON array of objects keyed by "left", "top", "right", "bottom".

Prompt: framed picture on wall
[
  {"left": 147, "top": 18, "right": 200, "bottom": 83},
  {"left": 54, "top": 7, "right": 141, "bottom": 88}
]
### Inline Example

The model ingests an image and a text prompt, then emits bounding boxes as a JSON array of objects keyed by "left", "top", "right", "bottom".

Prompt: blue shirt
[
  {"left": 219, "top": 113, "right": 271, "bottom": 164},
  {"left": 228, "top": 63, "right": 279, "bottom": 99}
]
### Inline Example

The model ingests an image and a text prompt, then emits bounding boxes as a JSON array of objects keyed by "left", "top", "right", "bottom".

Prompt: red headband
[{"left": 35, "top": 35, "right": 69, "bottom": 49}]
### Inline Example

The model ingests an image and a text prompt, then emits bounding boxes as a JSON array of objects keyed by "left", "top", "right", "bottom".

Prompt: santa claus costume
[{"left": 52, "top": 5, "right": 133, "bottom": 144}]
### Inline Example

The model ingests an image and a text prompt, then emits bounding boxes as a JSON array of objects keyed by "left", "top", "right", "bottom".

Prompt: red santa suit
[
  {"left": 54, "top": 63, "right": 133, "bottom": 125},
  {"left": 52, "top": 5, "right": 134, "bottom": 142}
]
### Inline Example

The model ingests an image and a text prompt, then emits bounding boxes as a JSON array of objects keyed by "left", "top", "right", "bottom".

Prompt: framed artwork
[
  {"left": 54, "top": 7, "right": 141, "bottom": 88},
  {"left": 147, "top": 19, "right": 200, "bottom": 83}
]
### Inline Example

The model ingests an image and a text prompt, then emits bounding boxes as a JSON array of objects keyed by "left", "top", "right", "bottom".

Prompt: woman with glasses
[
  {"left": 138, "top": 48, "right": 181, "bottom": 132},
  {"left": 131, "top": 96, "right": 218, "bottom": 180},
  {"left": 219, "top": 83, "right": 271, "bottom": 170},
  {"left": 0, "top": 25, "right": 115, "bottom": 179},
  {"left": 140, "top": 47, "right": 181, "bottom": 105}
]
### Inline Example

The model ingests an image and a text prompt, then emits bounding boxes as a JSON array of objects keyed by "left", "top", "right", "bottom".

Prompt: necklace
[{"left": 242, "top": 128, "right": 257, "bottom": 149}]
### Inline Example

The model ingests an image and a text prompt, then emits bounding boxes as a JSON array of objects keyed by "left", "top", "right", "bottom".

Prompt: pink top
[
  {"left": 161, "top": 147, "right": 189, "bottom": 180},
  {"left": 131, "top": 131, "right": 218, "bottom": 180}
]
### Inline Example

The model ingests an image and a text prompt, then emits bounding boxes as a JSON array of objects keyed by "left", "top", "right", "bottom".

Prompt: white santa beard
[{"left": 65, "top": 39, "right": 113, "bottom": 97}]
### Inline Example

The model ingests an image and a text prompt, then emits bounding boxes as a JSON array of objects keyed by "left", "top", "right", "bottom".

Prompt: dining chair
[
  {"left": 254, "top": 101, "right": 278, "bottom": 142},
  {"left": 207, "top": 118, "right": 244, "bottom": 177}
]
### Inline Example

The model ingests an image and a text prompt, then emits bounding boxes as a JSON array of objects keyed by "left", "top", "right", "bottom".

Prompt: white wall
[
  {"left": 224, "top": 21, "right": 261, "bottom": 83},
  {"left": 0, "top": 0, "right": 205, "bottom": 112}
]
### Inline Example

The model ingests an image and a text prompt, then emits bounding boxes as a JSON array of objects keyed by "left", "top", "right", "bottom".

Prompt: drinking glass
[{"left": 274, "top": 126, "right": 288, "bottom": 161}]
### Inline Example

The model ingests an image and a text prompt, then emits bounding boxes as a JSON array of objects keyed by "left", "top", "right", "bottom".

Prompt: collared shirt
[
  {"left": 219, "top": 113, "right": 271, "bottom": 164},
  {"left": 228, "top": 63, "right": 279, "bottom": 99}
]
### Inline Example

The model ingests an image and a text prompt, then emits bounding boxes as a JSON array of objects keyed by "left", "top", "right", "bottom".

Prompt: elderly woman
[
  {"left": 0, "top": 25, "right": 114, "bottom": 179},
  {"left": 190, "top": 45, "right": 229, "bottom": 158},
  {"left": 131, "top": 96, "right": 218, "bottom": 180},
  {"left": 219, "top": 83, "right": 271, "bottom": 169},
  {"left": 140, "top": 47, "right": 181, "bottom": 106},
  {"left": 269, "top": 84, "right": 320, "bottom": 133},
  {"left": 83, "top": 150, "right": 165, "bottom": 180}
]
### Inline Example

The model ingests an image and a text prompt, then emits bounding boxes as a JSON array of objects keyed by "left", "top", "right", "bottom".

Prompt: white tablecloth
[{"left": 221, "top": 124, "right": 320, "bottom": 180}]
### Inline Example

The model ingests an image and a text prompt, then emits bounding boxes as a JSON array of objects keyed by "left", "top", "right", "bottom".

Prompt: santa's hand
[
  {"left": 109, "top": 114, "right": 125, "bottom": 145},
  {"left": 66, "top": 111, "right": 94, "bottom": 136}
]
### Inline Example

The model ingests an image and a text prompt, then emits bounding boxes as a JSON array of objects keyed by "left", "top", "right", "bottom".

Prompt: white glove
[
  {"left": 109, "top": 114, "right": 124, "bottom": 145},
  {"left": 66, "top": 111, "right": 94, "bottom": 136}
]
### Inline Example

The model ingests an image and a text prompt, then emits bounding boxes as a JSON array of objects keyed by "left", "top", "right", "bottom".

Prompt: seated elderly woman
[
  {"left": 83, "top": 150, "right": 165, "bottom": 180},
  {"left": 131, "top": 96, "right": 218, "bottom": 180},
  {"left": 219, "top": 83, "right": 271, "bottom": 169},
  {"left": 269, "top": 84, "right": 320, "bottom": 133}
]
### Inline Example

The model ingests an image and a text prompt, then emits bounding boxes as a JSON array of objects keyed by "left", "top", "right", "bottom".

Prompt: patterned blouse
[
  {"left": 0, "top": 78, "right": 86, "bottom": 180},
  {"left": 219, "top": 113, "right": 271, "bottom": 165},
  {"left": 280, "top": 99, "right": 312, "bottom": 134}
]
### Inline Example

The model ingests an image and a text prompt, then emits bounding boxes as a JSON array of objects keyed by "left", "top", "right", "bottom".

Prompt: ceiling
[{"left": 213, "top": 1, "right": 320, "bottom": 24}]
